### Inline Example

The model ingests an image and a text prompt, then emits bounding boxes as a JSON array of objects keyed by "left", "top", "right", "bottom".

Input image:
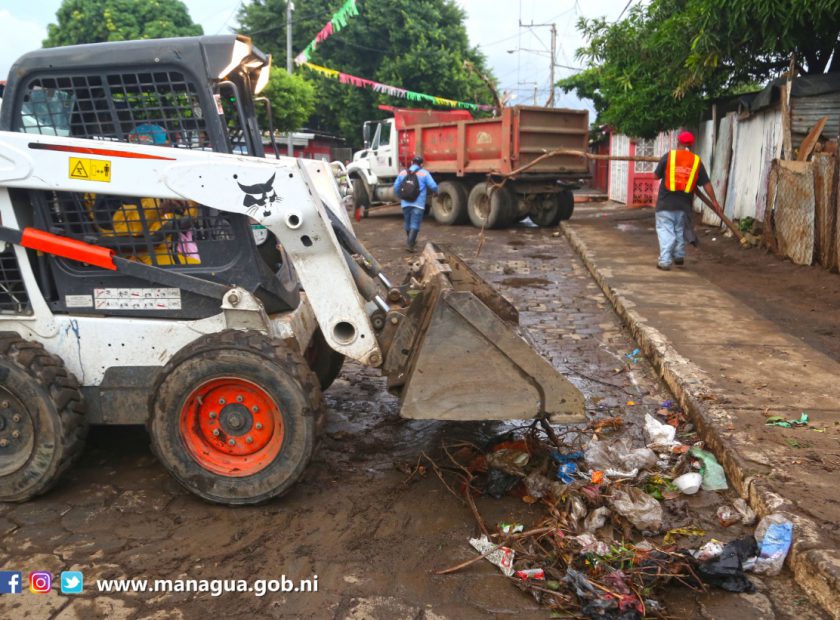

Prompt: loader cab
[{"left": 0, "top": 35, "right": 298, "bottom": 320}]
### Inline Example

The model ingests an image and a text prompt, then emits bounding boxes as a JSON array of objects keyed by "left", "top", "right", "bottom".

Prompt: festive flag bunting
[
  {"left": 301, "top": 62, "right": 494, "bottom": 112},
  {"left": 295, "top": 0, "right": 360, "bottom": 65}
]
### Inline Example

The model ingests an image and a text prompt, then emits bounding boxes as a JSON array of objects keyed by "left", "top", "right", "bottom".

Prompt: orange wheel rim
[{"left": 178, "top": 377, "right": 284, "bottom": 477}]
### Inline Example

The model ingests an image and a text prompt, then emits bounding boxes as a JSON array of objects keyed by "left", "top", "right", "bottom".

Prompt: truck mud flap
[{"left": 382, "top": 244, "right": 584, "bottom": 424}]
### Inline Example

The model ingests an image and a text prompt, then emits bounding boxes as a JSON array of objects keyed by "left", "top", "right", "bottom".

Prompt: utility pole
[
  {"left": 286, "top": 1, "right": 294, "bottom": 156},
  {"left": 548, "top": 23, "right": 556, "bottom": 107},
  {"left": 518, "top": 20, "right": 558, "bottom": 108}
]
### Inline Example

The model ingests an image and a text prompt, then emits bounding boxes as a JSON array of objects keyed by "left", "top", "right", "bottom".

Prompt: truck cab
[{"left": 347, "top": 117, "right": 400, "bottom": 212}]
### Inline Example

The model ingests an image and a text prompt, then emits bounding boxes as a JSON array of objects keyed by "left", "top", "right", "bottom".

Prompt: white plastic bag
[{"left": 610, "top": 487, "right": 662, "bottom": 532}]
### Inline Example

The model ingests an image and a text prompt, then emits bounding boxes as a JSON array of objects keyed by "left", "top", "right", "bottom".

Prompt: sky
[{"left": 0, "top": 0, "right": 631, "bottom": 116}]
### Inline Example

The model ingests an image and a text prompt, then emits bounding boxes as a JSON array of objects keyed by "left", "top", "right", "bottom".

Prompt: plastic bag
[
  {"left": 610, "top": 487, "right": 663, "bottom": 532},
  {"left": 583, "top": 507, "right": 611, "bottom": 533},
  {"left": 469, "top": 535, "right": 515, "bottom": 577},
  {"left": 696, "top": 537, "right": 756, "bottom": 592},
  {"left": 753, "top": 514, "right": 793, "bottom": 576},
  {"left": 585, "top": 437, "right": 657, "bottom": 477},
  {"left": 689, "top": 446, "right": 729, "bottom": 491},
  {"left": 574, "top": 533, "right": 610, "bottom": 556},
  {"left": 644, "top": 414, "right": 681, "bottom": 452},
  {"left": 732, "top": 498, "right": 756, "bottom": 525}
]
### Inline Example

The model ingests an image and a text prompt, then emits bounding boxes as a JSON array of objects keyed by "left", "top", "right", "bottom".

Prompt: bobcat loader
[{"left": 0, "top": 35, "right": 583, "bottom": 505}]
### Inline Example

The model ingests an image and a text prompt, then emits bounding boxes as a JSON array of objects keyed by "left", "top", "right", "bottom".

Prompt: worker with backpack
[{"left": 394, "top": 155, "right": 438, "bottom": 252}]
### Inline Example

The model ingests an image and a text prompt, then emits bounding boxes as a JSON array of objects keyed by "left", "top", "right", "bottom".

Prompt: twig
[{"left": 435, "top": 545, "right": 505, "bottom": 575}]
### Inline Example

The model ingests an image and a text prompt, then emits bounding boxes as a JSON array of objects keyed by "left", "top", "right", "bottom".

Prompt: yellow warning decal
[{"left": 69, "top": 157, "right": 111, "bottom": 183}]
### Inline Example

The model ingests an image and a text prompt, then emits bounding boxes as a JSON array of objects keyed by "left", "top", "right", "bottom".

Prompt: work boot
[
  {"left": 406, "top": 229, "right": 418, "bottom": 253},
  {"left": 656, "top": 263, "right": 671, "bottom": 271}
]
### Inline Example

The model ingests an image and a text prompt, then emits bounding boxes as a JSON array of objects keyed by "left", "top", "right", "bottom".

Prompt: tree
[
  {"left": 237, "top": 0, "right": 494, "bottom": 145},
  {"left": 559, "top": 0, "right": 840, "bottom": 138},
  {"left": 259, "top": 67, "right": 316, "bottom": 132},
  {"left": 44, "top": 0, "right": 202, "bottom": 48}
]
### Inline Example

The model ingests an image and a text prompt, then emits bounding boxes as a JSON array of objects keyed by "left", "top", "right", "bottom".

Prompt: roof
[
  {"left": 741, "top": 73, "right": 840, "bottom": 114},
  {"left": 4, "top": 35, "right": 268, "bottom": 84}
]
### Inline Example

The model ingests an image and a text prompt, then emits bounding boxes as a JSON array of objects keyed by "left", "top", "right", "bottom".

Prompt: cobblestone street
[{"left": 0, "top": 205, "right": 826, "bottom": 619}]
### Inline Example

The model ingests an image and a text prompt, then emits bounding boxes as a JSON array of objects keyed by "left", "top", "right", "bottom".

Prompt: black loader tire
[
  {"left": 305, "top": 328, "right": 345, "bottom": 391},
  {"left": 558, "top": 189, "right": 575, "bottom": 221},
  {"left": 432, "top": 181, "right": 469, "bottom": 225},
  {"left": 148, "top": 330, "right": 321, "bottom": 505},
  {"left": 0, "top": 333, "right": 87, "bottom": 502},
  {"left": 468, "top": 182, "right": 514, "bottom": 229}
]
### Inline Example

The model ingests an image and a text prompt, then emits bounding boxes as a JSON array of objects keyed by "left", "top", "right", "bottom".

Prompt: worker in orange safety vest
[{"left": 653, "top": 131, "right": 723, "bottom": 270}]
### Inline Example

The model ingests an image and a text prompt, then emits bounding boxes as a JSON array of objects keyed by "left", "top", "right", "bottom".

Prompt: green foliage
[
  {"left": 238, "top": 0, "right": 494, "bottom": 144},
  {"left": 560, "top": 0, "right": 840, "bottom": 137},
  {"left": 44, "top": 0, "right": 202, "bottom": 47},
  {"left": 259, "top": 67, "right": 316, "bottom": 132}
]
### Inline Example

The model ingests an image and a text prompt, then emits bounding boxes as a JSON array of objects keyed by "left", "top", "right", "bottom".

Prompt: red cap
[{"left": 678, "top": 131, "right": 695, "bottom": 145}]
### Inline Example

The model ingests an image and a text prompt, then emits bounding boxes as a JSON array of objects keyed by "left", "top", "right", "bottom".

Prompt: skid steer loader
[{"left": 0, "top": 35, "right": 583, "bottom": 505}]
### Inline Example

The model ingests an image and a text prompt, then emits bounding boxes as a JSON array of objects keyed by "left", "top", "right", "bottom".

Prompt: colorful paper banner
[
  {"left": 295, "top": 0, "right": 360, "bottom": 65},
  {"left": 301, "top": 62, "right": 494, "bottom": 112}
]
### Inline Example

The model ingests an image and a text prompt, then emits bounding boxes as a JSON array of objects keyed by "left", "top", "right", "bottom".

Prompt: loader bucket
[{"left": 383, "top": 244, "right": 585, "bottom": 424}]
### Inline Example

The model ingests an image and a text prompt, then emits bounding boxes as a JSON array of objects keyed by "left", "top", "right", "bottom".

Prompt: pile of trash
[{"left": 420, "top": 404, "right": 793, "bottom": 618}]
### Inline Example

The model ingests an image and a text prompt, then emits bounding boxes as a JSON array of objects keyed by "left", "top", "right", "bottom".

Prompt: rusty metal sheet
[
  {"left": 704, "top": 112, "right": 734, "bottom": 226},
  {"left": 812, "top": 153, "right": 836, "bottom": 269},
  {"left": 834, "top": 159, "right": 840, "bottom": 272},
  {"left": 772, "top": 159, "right": 815, "bottom": 265}
]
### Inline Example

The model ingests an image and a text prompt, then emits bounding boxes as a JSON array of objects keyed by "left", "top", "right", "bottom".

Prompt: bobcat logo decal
[{"left": 238, "top": 173, "right": 281, "bottom": 217}]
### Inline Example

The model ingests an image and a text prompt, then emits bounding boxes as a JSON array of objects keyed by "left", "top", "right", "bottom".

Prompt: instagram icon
[{"left": 29, "top": 571, "right": 52, "bottom": 594}]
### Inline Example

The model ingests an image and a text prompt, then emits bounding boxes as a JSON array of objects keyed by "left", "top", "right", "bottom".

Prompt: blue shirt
[{"left": 394, "top": 164, "right": 438, "bottom": 210}]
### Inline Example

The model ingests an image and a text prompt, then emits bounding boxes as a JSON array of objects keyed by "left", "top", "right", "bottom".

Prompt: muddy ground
[{"left": 0, "top": 204, "right": 828, "bottom": 619}]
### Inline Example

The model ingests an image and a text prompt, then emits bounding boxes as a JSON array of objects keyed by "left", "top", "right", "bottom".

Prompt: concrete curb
[{"left": 561, "top": 222, "right": 840, "bottom": 619}]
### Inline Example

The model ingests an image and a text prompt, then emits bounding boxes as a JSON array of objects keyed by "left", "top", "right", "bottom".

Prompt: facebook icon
[{"left": 0, "top": 571, "right": 22, "bottom": 594}]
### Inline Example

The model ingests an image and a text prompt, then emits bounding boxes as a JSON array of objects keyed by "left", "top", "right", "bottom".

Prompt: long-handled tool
[{"left": 695, "top": 190, "right": 752, "bottom": 247}]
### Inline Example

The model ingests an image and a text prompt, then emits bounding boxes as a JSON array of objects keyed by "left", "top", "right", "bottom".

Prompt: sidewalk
[{"left": 562, "top": 204, "right": 840, "bottom": 618}]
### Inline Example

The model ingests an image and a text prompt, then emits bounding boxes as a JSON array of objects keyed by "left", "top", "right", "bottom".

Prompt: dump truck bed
[{"left": 395, "top": 105, "right": 589, "bottom": 177}]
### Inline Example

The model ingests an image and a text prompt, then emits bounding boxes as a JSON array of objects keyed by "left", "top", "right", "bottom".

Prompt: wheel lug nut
[
  {"left": 255, "top": 423, "right": 263, "bottom": 430},
  {"left": 11, "top": 431, "right": 19, "bottom": 439},
  {"left": 246, "top": 436, "right": 253, "bottom": 444},
  {"left": 12, "top": 415, "right": 21, "bottom": 423},
  {"left": 218, "top": 398, "right": 226, "bottom": 405},
  {"left": 0, "top": 401, "right": 8, "bottom": 408},
  {"left": 209, "top": 412, "right": 217, "bottom": 419},
  {"left": 228, "top": 439, "right": 236, "bottom": 446},
  {"left": 212, "top": 429, "right": 220, "bottom": 437},
  {"left": 0, "top": 439, "right": 8, "bottom": 447},
  {"left": 236, "top": 395, "right": 244, "bottom": 402},
  {"left": 251, "top": 406, "right": 259, "bottom": 413}
]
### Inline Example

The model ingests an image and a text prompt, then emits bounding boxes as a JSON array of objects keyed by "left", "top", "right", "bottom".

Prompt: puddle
[{"left": 498, "top": 277, "right": 550, "bottom": 288}]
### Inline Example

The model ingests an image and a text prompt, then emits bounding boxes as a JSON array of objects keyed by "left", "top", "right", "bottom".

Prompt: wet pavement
[{"left": 0, "top": 204, "right": 828, "bottom": 619}]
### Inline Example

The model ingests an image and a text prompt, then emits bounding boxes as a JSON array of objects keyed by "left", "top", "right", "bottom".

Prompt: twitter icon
[{"left": 60, "top": 571, "right": 83, "bottom": 594}]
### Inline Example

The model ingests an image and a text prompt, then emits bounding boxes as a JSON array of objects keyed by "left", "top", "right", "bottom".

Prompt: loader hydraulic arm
[{"left": 0, "top": 131, "right": 385, "bottom": 366}]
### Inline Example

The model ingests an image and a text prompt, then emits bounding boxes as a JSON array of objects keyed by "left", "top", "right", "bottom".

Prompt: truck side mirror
[{"left": 362, "top": 122, "right": 372, "bottom": 149}]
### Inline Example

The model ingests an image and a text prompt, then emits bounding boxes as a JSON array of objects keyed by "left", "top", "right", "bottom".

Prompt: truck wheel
[
  {"left": 468, "top": 182, "right": 513, "bottom": 229},
  {"left": 530, "top": 194, "right": 563, "bottom": 227},
  {"left": 148, "top": 330, "right": 321, "bottom": 505},
  {"left": 305, "top": 328, "right": 345, "bottom": 391},
  {"left": 0, "top": 334, "right": 87, "bottom": 502},
  {"left": 352, "top": 179, "right": 370, "bottom": 218},
  {"left": 432, "top": 181, "right": 469, "bottom": 225},
  {"left": 558, "top": 189, "right": 575, "bottom": 221}
]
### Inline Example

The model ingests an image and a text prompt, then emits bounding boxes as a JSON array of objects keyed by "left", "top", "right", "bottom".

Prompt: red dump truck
[{"left": 346, "top": 105, "right": 589, "bottom": 228}]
